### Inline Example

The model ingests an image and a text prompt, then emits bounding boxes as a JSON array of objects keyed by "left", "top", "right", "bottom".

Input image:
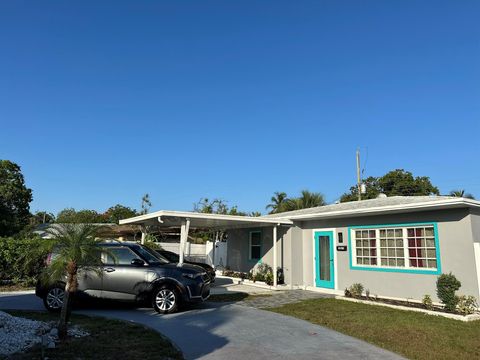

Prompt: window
[
  {"left": 249, "top": 231, "right": 262, "bottom": 260},
  {"left": 355, "top": 230, "right": 377, "bottom": 265},
  {"left": 407, "top": 226, "right": 437, "bottom": 269},
  {"left": 351, "top": 224, "right": 439, "bottom": 272},
  {"left": 103, "top": 247, "right": 142, "bottom": 265}
]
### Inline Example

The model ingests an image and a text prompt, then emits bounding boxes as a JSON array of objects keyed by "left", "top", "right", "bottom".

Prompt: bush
[
  {"left": 0, "top": 236, "right": 48, "bottom": 286},
  {"left": 265, "top": 272, "right": 274, "bottom": 286},
  {"left": 422, "top": 295, "right": 434, "bottom": 310},
  {"left": 456, "top": 295, "right": 478, "bottom": 315},
  {"left": 436, "top": 273, "right": 461, "bottom": 312},
  {"left": 348, "top": 283, "right": 364, "bottom": 298}
]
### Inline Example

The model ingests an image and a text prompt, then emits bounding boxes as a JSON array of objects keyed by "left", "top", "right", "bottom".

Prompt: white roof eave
[
  {"left": 119, "top": 210, "right": 293, "bottom": 226},
  {"left": 267, "top": 198, "right": 480, "bottom": 222}
]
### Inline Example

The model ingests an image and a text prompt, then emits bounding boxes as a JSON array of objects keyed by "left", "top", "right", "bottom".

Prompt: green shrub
[
  {"left": 436, "top": 273, "right": 461, "bottom": 312},
  {"left": 265, "top": 272, "right": 274, "bottom": 286},
  {"left": 422, "top": 295, "right": 434, "bottom": 310},
  {"left": 348, "top": 283, "right": 364, "bottom": 298},
  {"left": 456, "top": 295, "right": 478, "bottom": 315},
  {"left": 0, "top": 236, "right": 48, "bottom": 286}
]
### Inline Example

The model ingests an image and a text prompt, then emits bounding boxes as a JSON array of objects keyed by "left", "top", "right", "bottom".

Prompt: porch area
[{"left": 119, "top": 210, "right": 293, "bottom": 287}]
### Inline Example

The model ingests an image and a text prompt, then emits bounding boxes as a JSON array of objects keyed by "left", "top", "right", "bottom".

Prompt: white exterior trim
[
  {"left": 120, "top": 210, "right": 293, "bottom": 226},
  {"left": 474, "top": 242, "right": 480, "bottom": 299},
  {"left": 270, "top": 198, "right": 480, "bottom": 221},
  {"left": 311, "top": 228, "right": 338, "bottom": 291}
]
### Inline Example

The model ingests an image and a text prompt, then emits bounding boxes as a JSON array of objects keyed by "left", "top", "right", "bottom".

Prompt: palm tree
[
  {"left": 141, "top": 193, "right": 152, "bottom": 214},
  {"left": 266, "top": 192, "right": 288, "bottom": 214},
  {"left": 284, "top": 190, "right": 326, "bottom": 211},
  {"left": 42, "top": 224, "right": 105, "bottom": 339},
  {"left": 449, "top": 189, "right": 475, "bottom": 200}
]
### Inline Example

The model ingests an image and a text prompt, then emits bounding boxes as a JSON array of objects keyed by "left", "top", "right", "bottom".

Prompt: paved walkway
[
  {"left": 0, "top": 291, "right": 404, "bottom": 360},
  {"left": 212, "top": 276, "right": 332, "bottom": 308},
  {"left": 239, "top": 289, "right": 331, "bottom": 308}
]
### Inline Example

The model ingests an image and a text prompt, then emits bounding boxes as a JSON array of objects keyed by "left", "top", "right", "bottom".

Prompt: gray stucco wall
[
  {"left": 297, "top": 208, "right": 480, "bottom": 301},
  {"left": 226, "top": 226, "right": 290, "bottom": 281}
]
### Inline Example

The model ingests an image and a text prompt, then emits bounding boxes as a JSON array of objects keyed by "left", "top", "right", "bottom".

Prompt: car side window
[{"left": 102, "top": 247, "right": 142, "bottom": 265}]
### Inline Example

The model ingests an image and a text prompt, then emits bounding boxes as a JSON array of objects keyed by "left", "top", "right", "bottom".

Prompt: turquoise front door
[{"left": 315, "top": 231, "right": 335, "bottom": 289}]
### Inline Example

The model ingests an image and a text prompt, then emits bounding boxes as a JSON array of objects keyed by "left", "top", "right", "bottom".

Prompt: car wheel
[
  {"left": 152, "top": 285, "right": 179, "bottom": 314},
  {"left": 43, "top": 286, "right": 65, "bottom": 312}
]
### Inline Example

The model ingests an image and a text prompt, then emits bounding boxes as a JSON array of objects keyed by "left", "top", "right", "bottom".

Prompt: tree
[
  {"left": 249, "top": 211, "right": 262, "bottom": 217},
  {"left": 193, "top": 198, "right": 248, "bottom": 243},
  {"left": 104, "top": 204, "right": 138, "bottom": 223},
  {"left": 0, "top": 160, "right": 33, "bottom": 236},
  {"left": 266, "top": 192, "right": 288, "bottom": 214},
  {"left": 449, "top": 189, "right": 475, "bottom": 200},
  {"left": 41, "top": 224, "right": 105, "bottom": 339},
  {"left": 283, "top": 190, "right": 326, "bottom": 211},
  {"left": 30, "top": 211, "right": 56, "bottom": 226},
  {"left": 141, "top": 194, "right": 152, "bottom": 215},
  {"left": 340, "top": 169, "right": 439, "bottom": 202},
  {"left": 56, "top": 208, "right": 105, "bottom": 224}
]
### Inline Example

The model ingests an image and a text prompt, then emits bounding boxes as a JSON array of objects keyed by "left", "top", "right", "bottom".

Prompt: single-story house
[{"left": 120, "top": 195, "right": 480, "bottom": 302}]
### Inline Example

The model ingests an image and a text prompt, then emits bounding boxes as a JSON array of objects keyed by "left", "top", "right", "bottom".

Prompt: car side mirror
[{"left": 131, "top": 259, "right": 145, "bottom": 267}]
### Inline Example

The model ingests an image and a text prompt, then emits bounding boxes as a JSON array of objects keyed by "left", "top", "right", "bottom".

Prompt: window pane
[
  {"left": 427, "top": 249, "right": 436, "bottom": 258},
  {"left": 319, "top": 236, "right": 331, "bottom": 281},
  {"left": 104, "top": 248, "right": 141, "bottom": 265},
  {"left": 426, "top": 238, "right": 435, "bottom": 247},
  {"left": 250, "top": 232, "right": 261, "bottom": 245},
  {"left": 251, "top": 246, "right": 261, "bottom": 259},
  {"left": 425, "top": 227, "right": 434, "bottom": 237}
]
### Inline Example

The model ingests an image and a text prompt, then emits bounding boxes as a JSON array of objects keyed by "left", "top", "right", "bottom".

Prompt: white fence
[{"left": 158, "top": 241, "right": 227, "bottom": 267}]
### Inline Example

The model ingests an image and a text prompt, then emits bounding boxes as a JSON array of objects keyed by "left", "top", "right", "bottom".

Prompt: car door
[
  {"left": 100, "top": 247, "right": 149, "bottom": 301},
  {"left": 76, "top": 252, "right": 103, "bottom": 299}
]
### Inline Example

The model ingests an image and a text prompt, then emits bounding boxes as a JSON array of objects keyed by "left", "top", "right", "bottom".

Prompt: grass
[
  {"left": 0, "top": 284, "right": 34, "bottom": 292},
  {"left": 208, "top": 292, "right": 272, "bottom": 302},
  {"left": 5, "top": 310, "right": 183, "bottom": 360},
  {"left": 268, "top": 298, "right": 480, "bottom": 360}
]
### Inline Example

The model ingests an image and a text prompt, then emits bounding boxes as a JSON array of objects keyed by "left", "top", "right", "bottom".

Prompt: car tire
[
  {"left": 43, "top": 285, "right": 65, "bottom": 312},
  {"left": 152, "top": 285, "right": 179, "bottom": 314}
]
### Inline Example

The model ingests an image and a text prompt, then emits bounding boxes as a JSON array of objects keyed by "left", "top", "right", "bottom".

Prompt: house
[{"left": 120, "top": 195, "right": 480, "bottom": 302}]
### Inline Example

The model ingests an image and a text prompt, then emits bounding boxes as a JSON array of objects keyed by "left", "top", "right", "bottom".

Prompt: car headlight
[{"left": 182, "top": 272, "right": 206, "bottom": 279}]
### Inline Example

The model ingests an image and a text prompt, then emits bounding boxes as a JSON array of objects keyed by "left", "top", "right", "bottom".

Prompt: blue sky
[{"left": 1, "top": 1, "right": 479, "bottom": 215}]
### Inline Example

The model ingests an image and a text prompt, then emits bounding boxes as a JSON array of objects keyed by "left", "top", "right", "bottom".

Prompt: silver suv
[{"left": 36, "top": 242, "right": 211, "bottom": 314}]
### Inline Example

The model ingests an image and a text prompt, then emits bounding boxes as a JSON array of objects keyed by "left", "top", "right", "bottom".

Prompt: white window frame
[{"left": 249, "top": 230, "right": 262, "bottom": 261}]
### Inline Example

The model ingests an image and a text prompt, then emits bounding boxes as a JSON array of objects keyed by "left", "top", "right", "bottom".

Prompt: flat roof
[{"left": 119, "top": 210, "right": 293, "bottom": 229}]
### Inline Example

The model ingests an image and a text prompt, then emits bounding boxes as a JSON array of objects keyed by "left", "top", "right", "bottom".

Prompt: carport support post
[
  {"left": 178, "top": 218, "right": 190, "bottom": 267},
  {"left": 273, "top": 225, "right": 278, "bottom": 288},
  {"left": 140, "top": 226, "right": 147, "bottom": 245}
]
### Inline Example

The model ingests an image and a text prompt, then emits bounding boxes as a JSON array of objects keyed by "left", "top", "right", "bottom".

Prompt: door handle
[{"left": 104, "top": 267, "right": 115, "bottom": 273}]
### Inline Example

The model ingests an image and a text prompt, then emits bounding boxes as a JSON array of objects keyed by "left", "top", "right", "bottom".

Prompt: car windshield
[
  {"left": 134, "top": 245, "right": 169, "bottom": 265},
  {"left": 161, "top": 251, "right": 180, "bottom": 263}
]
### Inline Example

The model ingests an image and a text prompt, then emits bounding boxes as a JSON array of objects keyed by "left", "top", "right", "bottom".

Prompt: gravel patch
[{"left": 0, "top": 311, "right": 88, "bottom": 356}]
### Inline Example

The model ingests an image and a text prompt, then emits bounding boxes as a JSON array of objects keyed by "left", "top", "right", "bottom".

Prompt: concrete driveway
[{"left": 0, "top": 291, "right": 404, "bottom": 360}]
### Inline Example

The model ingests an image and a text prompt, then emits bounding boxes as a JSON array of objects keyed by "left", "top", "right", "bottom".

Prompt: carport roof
[{"left": 119, "top": 210, "right": 293, "bottom": 229}]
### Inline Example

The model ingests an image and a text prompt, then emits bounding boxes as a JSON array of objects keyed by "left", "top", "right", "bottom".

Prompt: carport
[{"left": 119, "top": 211, "right": 293, "bottom": 286}]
